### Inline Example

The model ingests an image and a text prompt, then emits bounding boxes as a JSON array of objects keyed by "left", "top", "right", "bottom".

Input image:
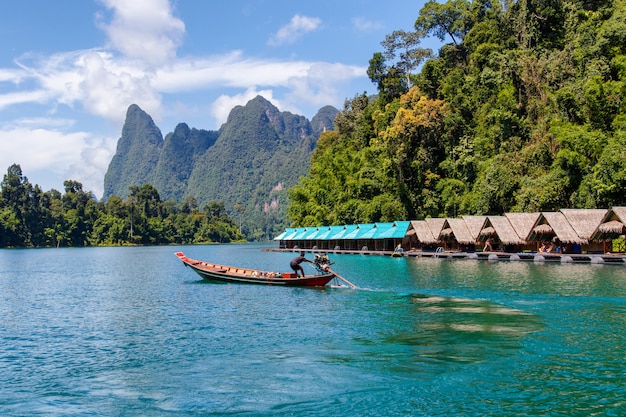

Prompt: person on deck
[
  {"left": 483, "top": 238, "right": 493, "bottom": 252},
  {"left": 290, "top": 251, "right": 312, "bottom": 278},
  {"left": 395, "top": 244, "right": 404, "bottom": 253}
]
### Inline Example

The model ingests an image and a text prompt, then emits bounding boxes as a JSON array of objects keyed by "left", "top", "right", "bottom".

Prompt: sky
[{"left": 0, "top": 0, "right": 436, "bottom": 199}]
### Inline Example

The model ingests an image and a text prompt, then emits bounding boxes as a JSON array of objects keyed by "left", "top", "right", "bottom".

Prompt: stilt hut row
[{"left": 274, "top": 207, "right": 626, "bottom": 254}]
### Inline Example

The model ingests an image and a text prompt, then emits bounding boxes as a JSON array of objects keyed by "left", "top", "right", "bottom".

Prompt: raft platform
[{"left": 265, "top": 248, "right": 626, "bottom": 265}]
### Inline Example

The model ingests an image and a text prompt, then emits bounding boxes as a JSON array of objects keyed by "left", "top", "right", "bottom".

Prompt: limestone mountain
[
  {"left": 103, "top": 104, "right": 163, "bottom": 199},
  {"left": 103, "top": 97, "right": 338, "bottom": 239}
]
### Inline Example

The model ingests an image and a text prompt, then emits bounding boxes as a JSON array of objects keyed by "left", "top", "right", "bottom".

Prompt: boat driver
[{"left": 290, "top": 251, "right": 312, "bottom": 278}]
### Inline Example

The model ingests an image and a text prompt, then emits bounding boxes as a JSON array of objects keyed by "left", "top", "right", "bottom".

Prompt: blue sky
[{"left": 0, "top": 0, "right": 436, "bottom": 198}]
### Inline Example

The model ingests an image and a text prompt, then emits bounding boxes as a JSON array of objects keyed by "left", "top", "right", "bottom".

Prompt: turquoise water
[{"left": 1, "top": 243, "right": 625, "bottom": 416}]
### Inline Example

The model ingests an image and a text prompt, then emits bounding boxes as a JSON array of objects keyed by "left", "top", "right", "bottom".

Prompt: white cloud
[
  {"left": 2, "top": 42, "right": 365, "bottom": 134},
  {"left": 151, "top": 54, "right": 365, "bottom": 125},
  {"left": 0, "top": 90, "right": 51, "bottom": 110},
  {"left": 0, "top": 1, "right": 371, "bottom": 197},
  {"left": 268, "top": 14, "right": 322, "bottom": 46},
  {"left": 211, "top": 87, "right": 280, "bottom": 128},
  {"left": 154, "top": 53, "right": 312, "bottom": 91},
  {"left": 0, "top": 124, "right": 116, "bottom": 197},
  {"left": 10, "top": 50, "right": 162, "bottom": 125},
  {"left": 0, "top": 67, "right": 28, "bottom": 84},
  {"left": 77, "top": 52, "right": 162, "bottom": 123},
  {"left": 352, "top": 17, "right": 383, "bottom": 32},
  {"left": 66, "top": 136, "right": 117, "bottom": 198},
  {"left": 96, "top": 0, "right": 185, "bottom": 67}
]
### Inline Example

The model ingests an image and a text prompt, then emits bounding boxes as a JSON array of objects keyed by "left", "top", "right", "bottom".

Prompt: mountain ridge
[{"left": 103, "top": 96, "right": 338, "bottom": 239}]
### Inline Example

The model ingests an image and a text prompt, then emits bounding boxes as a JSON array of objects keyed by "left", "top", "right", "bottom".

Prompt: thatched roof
[
  {"left": 560, "top": 209, "right": 607, "bottom": 240},
  {"left": 597, "top": 220, "right": 625, "bottom": 234},
  {"left": 463, "top": 215, "right": 487, "bottom": 240},
  {"left": 487, "top": 216, "right": 525, "bottom": 245},
  {"left": 480, "top": 226, "right": 496, "bottom": 236},
  {"left": 443, "top": 218, "right": 475, "bottom": 244},
  {"left": 592, "top": 207, "right": 626, "bottom": 240},
  {"left": 504, "top": 212, "right": 541, "bottom": 241},
  {"left": 409, "top": 220, "right": 438, "bottom": 244},
  {"left": 533, "top": 224, "right": 554, "bottom": 235},
  {"left": 530, "top": 212, "right": 586, "bottom": 244},
  {"left": 612, "top": 207, "right": 626, "bottom": 223},
  {"left": 425, "top": 218, "right": 446, "bottom": 239}
]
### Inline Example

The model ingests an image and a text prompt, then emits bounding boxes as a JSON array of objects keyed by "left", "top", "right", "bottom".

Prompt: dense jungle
[
  {"left": 0, "top": 164, "right": 244, "bottom": 247},
  {"left": 287, "top": 0, "right": 626, "bottom": 226}
]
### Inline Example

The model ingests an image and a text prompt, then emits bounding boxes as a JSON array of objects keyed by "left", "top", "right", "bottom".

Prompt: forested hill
[
  {"left": 287, "top": 0, "right": 626, "bottom": 227},
  {"left": 104, "top": 97, "right": 338, "bottom": 240}
]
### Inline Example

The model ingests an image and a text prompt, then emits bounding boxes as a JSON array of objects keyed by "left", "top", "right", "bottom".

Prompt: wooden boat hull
[{"left": 175, "top": 252, "right": 335, "bottom": 287}]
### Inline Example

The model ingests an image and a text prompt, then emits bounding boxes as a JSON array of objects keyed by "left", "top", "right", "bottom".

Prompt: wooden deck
[{"left": 265, "top": 248, "right": 626, "bottom": 265}]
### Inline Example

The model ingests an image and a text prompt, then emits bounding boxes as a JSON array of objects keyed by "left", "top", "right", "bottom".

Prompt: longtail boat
[{"left": 175, "top": 252, "right": 336, "bottom": 287}]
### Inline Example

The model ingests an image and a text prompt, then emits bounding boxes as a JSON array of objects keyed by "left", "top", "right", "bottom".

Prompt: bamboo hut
[
  {"left": 425, "top": 218, "right": 446, "bottom": 247},
  {"left": 439, "top": 218, "right": 475, "bottom": 251},
  {"left": 560, "top": 209, "right": 607, "bottom": 253},
  {"left": 529, "top": 212, "right": 586, "bottom": 253},
  {"left": 408, "top": 220, "right": 439, "bottom": 250},
  {"left": 479, "top": 216, "right": 526, "bottom": 252},
  {"left": 504, "top": 212, "right": 541, "bottom": 243},
  {"left": 463, "top": 215, "right": 487, "bottom": 241},
  {"left": 591, "top": 207, "right": 626, "bottom": 253}
]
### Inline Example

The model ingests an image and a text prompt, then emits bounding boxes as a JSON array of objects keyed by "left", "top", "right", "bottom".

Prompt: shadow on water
[
  {"left": 338, "top": 289, "right": 545, "bottom": 373},
  {"left": 403, "top": 293, "right": 542, "bottom": 358}
]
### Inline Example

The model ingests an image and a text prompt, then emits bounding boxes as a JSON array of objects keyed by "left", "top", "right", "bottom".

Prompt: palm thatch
[
  {"left": 612, "top": 207, "right": 626, "bottom": 223},
  {"left": 530, "top": 212, "right": 585, "bottom": 244},
  {"left": 444, "top": 218, "right": 475, "bottom": 245},
  {"left": 462, "top": 215, "right": 487, "bottom": 240},
  {"left": 504, "top": 212, "right": 540, "bottom": 241},
  {"left": 425, "top": 218, "right": 446, "bottom": 240},
  {"left": 560, "top": 209, "right": 607, "bottom": 240},
  {"left": 487, "top": 216, "right": 525, "bottom": 245},
  {"left": 597, "top": 220, "right": 625, "bottom": 234},
  {"left": 409, "top": 220, "right": 438, "bottom": 244},
  {"left": 480, "top": 226, "right": 496, "bottom": 236},
  {"left": 533, "top": 224, "right": 554, "bottom": 235},
  {"left": 592, "top": 207, "right": 626, "bottom": 240}
]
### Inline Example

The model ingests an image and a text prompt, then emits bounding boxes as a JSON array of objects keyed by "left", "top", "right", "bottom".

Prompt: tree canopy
[
  {"left": 0, "top": 164, "right": 245, "bottom": 248},
  {"left": 288, "top": 0, "right": 626, "bottom": 226}
]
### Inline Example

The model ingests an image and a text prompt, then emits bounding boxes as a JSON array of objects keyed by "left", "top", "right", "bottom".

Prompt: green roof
[
  {"left": 273, "top": 227, "right": 296, "bottom": 241},
  {"left": 343, "top": 224, "right": 373, "bottom": 240},
  {"left": 274, "top": 221, "right": 411, "bottom": 241},
  {"left": 382, "top": 221, "right": 411, "bottom": 238},
  {"left": 315, "top": 226, "right": 334, "bottom": 240},
  {"left": 305, "top": 227, "right": 324, "bottom": 240},
  {"left": 329, "top": 225, "right": 358, "bottom": 240},
  {"left": 359, "top": 223, "right": 384, "bottom": 239},
  {"left": 291, "top": 228, "right": 312, "bottom": 240}
]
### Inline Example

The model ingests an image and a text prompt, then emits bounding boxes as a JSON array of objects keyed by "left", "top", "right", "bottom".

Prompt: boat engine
[{"left": 313, "top": 253, "right": 333, "bottom": 273}]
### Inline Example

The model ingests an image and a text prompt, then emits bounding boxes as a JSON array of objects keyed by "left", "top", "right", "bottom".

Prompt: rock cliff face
[
  {"left": 103, "top": 96, "right": 338, "bottom": 238},
  {"left": 103, "top": 104, "right": 163, "bottom": 199}
]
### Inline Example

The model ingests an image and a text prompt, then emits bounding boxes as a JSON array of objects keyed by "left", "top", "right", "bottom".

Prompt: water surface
[{"left": 1, "top": 244, "right": 625, "bottom": 416}]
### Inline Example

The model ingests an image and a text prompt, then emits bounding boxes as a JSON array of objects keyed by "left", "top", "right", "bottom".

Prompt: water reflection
[
  {"left": 405, "top": 256, "right": 626, "bottom": 297},
  {"left": 376, "top": 293, "right": 545, "bottom": 366}
]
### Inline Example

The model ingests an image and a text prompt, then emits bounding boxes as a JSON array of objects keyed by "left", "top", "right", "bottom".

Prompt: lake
[{"left": 1, "top": 243, "right": 625, "bottom": 416}]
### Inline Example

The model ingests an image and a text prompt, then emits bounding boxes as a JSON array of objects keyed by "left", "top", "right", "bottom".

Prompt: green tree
[{"left": 415, "top": 0, "right": 470, "bottom": 46}]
